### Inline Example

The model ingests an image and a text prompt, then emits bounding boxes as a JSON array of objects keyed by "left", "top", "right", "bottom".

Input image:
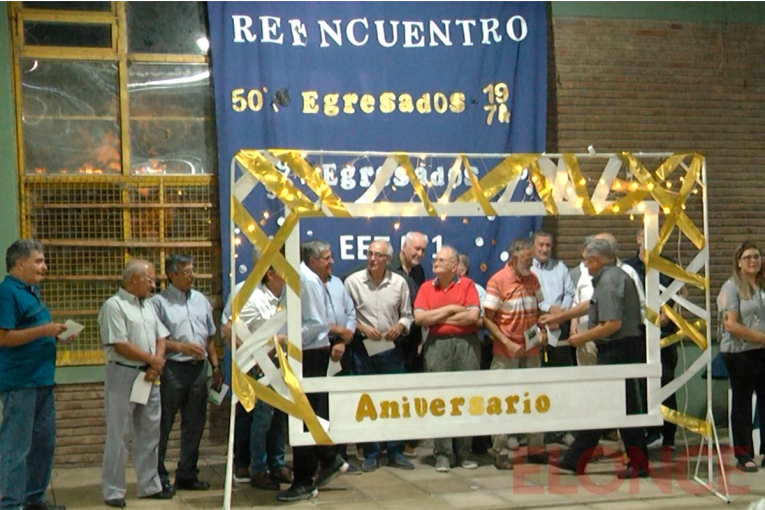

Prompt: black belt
[
  {"left": 111, "top": 361, "right": 149, "bottom": 371},
  {"left": 167, "top": 358, "right": 205, "bottom": 366}
]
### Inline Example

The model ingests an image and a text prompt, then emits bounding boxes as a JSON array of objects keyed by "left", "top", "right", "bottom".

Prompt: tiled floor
[{"left": 46, "top": 439, "right": 765, "bottom": 509}]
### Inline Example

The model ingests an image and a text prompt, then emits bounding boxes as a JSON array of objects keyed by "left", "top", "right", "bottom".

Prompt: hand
[
  {"left": 47, "top": 322, "right": 68, "bottom": 338},
  {"left": 539, "top": 328, "right": 548, "bottom": 347},
  {"left": 567, "top": 333, "right": 583, "bottom": 348},
  {"left": 330, "top": 343, "right": 345, "bottom": 362},
  {"left": 144, "top": 368, "right": 160, "bottom": 382},
  {"left": 362, "top": 324, "right": 383, "bottom": 340},
  {"left": 509, "top": 342, "right": 525, "bottom": 358},
  {"left": 275, "top": 334, "right": 287, "bottom": 346},
  {"left": 548, "top": 305, "right": 563, "bottom": 316},
  {"left": 383, "top": 324, "right": 403, "bottom": 341},
  {"left": 59, "top": 333, "right": 78, "bottom": 345},
  {"left": 148, "top": 355, "right": 166, "bottom": 374},
  {"left": 212, "top": 367, "right": 224, "bottom": 389},
  {"left": 659, "top": 312, "right": 670, "bottom": 326},
  {"left": 183, "top": 343, "right": 207, "bottom": 359},
  {"left": 539, "top": 313, "right": 559, "bottom": 327},
  {"left": 570, "top": 321, "right": 579, "bottom": 336},
  {"left": 222, "top": 322, "right": 232, "bottom": 340}
]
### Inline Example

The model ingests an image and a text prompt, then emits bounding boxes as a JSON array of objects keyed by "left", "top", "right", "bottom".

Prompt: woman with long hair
[{"left": 718, "top": 241, "right": 765, "bottom": 472}]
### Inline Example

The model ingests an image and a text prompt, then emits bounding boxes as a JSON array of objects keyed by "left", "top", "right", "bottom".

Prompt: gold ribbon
[
  {"left": 455, "top": 155, "right": 533, "bottom": 203},
  {"left": 661, "top": 303, "right": 707, "bottom": 350},
  {"left": 645, "top": 307, "right": 661, "bottom": 328},
  {"left": 662, "top": 406, "right": 712, "bottom": 437},
  {"left": 232, "top": 363, "right": 258, "bottom": 412},
  {"left": 564, "top": 154, "right": 597, "bottom": 215},
  {"left": 232, "top": 199, "right": 300, "bottom": 296},
  {"left": 528, "top": 159, "right": 558, "bottom": 215},
  {"left": 594, "top": 191, "right": 651, "bottom": 216},
  {"left": 645, "top": 250, "right": 708, "bottom": 291},
  {"left": 394, "top": 154, "right": 438, "bottom": 217},
  {"left": 236, "top": 150, "right": 323, "bottom": 217},
  {"left": 651, "top": 155, "right": 702, "bottom": 255},
  {"left": 274, "top": 339, "right": 333, "bottom": 444},
  {"left": 660, "top": 319, "right": 705, "bottom": 348},
  {"left": 461, "top": 155, "right": 498, "bottom": 216},
  {"left": 273, "top": 150, "right": 353, "bottom": 218}
]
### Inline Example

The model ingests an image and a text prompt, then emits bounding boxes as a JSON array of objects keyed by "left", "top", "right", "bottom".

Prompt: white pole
[{"left": 700, "top": 158, "right": 715, "bottom": 488}]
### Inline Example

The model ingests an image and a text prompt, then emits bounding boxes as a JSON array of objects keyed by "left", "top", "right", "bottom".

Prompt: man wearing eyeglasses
[
  {"left": 99, "top": 260, "right": 174, "bottom": 508},
  {"left": 414, "top": 246, "right": 481, "bottom": 473},
  {"left": 345, "top": 239, "right": 414, "bottom": 472},
  {"left": 151, "top": 254, "right": 220, "bottom": 493}
]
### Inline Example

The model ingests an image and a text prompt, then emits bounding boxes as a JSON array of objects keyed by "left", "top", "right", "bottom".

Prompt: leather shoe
[
  {"left": 269, "top": 466, "right": 294, "bottom": 484},
  {"left": 251, "top": 471, "right": 280, "bottom": 490},
  {"left": 526, "top": 452, "right": 549, "bottom": 464},
  {"left": 140, "top": 485, "right": 174, "bottom": 500},
  {"left": 549, "top": 456, "right": 585, "bottom": 475},
  {"left": 617, "top": 465, "right": 650, "bottom": 479},
  {"left": 104, "top": 499, "right": 126, "bottom": 509},
  {"left": 175, "top": 479, "right": 210, "bottom": 491}
]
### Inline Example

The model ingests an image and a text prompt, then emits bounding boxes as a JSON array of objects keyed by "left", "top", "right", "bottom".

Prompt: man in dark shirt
[{"left": 549, "top": 238, "right": 649, "bottom": 479}]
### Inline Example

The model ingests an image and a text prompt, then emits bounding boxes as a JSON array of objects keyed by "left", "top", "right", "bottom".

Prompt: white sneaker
[
  {"left": 435, "top": 457, "right": 451, "bottom": 473},
  {"left": 507, "top": 436, "right": 520, "bottom": 451},
  {"left": 460, "top": 459, "right": 478, "bottom": 469}
]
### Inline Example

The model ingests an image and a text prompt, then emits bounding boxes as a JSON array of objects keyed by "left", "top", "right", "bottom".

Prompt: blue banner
[{"left": 208, "top": 1, "right": 548, "bottom": 293}]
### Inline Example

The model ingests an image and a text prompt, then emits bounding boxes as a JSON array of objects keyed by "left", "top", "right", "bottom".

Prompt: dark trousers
[
  {"left": 158, "top": 359, "right": 208, "bottom": 483},
  {"left": 292, "top": 348, "right": 339, "bottom": 487},
  {"left": 234, "top": 402, "right": 253, "bottom": 470},
  {"left": 564, "top": 337, "right": 649, "bottom": 471},
  {"left": 721, "top": 350, "right": 765, "bottom": 461},
  {"left": 646, "top": 345, "right": 678, "bottom": 444}
]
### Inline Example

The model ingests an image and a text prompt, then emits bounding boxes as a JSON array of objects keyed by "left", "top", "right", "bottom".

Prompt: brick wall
[{"left": 50, "top": 15, "right": 765, "bottom": 466}]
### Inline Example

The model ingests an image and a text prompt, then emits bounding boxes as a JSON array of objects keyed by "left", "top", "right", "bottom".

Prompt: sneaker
[
  {"left": 388, "top": 453, "right": 415, "bottom": 470},
  {"left": 507, "top": 436, "right": 520, "bottom": 451},
  {"left": 460, "top": 459, "right": 478, "bottom": 469},
  {"left": 646, "top": 433, "right": 663, "bottom": 449},
  {"left": 345, "top": 463, "right": 362, "bottom": 475},
  {"left": 403, "top": 444, "right": 419, "bottom": 458},
  {"left": 276, "top": 484, "right": 318, "bottom": 502},
  {"left": 435, "top": 456, "right": 451, "bottom": 473},
  {"left": 315, "top": 456, "right": 349, "bottom": 488},
  {"left": 233, "top": 466, "right": 250, "bottom": 484},
  {"left": 362, "top": 457, "right": 379, "bottom": 472}
]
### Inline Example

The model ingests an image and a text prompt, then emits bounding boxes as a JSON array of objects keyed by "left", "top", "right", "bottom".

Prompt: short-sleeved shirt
[
  {"left": 151, "top": 285, "right": 216, "bottom": 362},
  {"left": 590, "top": 265, "right": 642, "bottom": 343},
  {"left": 484, "top": 264, "right": 544, "bottom": 357},
  {"left": 345, "top": 269, "right": 413, "bottom": 334},
  {"left": 414, "top": 276, "right": 480, "bottom": 337},
  {"left": 717, "top": 278, "right": 765, "bottom": 354},
  {"left": 0, "top": 275, "right": 57, "bottom": 391},
  {"left": 99, "top": 287, "right": 170, "bottom": 366}
]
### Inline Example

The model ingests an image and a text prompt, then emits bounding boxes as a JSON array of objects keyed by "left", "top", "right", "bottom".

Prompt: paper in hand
[
  {"left": 129, "top": 373, "right": 152, "bottom": 405},
  {"left": 58, "top": 320, "right": 84, "bottom": 341},
  {"left": 326, "top": 359, "right": 342, "bottom": 377},
  {"left": 524, "top": 325, "right": 541, "bottom": 351},
  {"left": 208, "top": 380, "right": 229, "bottom": 406},
  {"left": 546, "top": 326, "right": 561, "bottom": 348},
  {"left": 363, "top": 338, "right": 396, "bottom": 357}
]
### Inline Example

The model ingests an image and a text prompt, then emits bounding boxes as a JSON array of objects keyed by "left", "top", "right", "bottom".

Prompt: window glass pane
[
  {"left": 126, "top": 2, "right": 209, "bottom": 55},
  {"left": 24, "top": 22, "right": 112, "bottom": 48},
  {"left": 22, "top": 2, "right": 111, "bottom": 12},
  {"left": 21, "top": 59, "right": 121, "bottom": 175},
  {"left": 128, "top": 63, "right": 216, "bottom": 175}
]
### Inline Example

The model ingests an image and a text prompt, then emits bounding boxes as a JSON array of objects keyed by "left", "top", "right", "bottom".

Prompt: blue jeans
[
  {"left": 351, "top": 340, "right": 406, "bottom": 460},
  {"left": 250, "top": 399, "right": 287, "bottom": 474},
  {"left": 0, "top": 386, "right": 56, "bottom": 510}
]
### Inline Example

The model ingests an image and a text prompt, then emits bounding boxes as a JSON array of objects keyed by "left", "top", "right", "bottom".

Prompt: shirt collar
[
  {"left": 117, "top": 286, "right": 143, "bottom": 305},
  {"left": 165, "top": 283, "right": 192, "bottom": 300},
  {"left": 6, "top": 275, "right": 41, "bottom": 297},
  {"left": 432, "top": 275, "right": 460, "bottom": 288}
]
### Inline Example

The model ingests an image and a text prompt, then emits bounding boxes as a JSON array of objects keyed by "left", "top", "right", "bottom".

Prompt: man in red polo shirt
[
  {"left": 414, "top": 246, "right": 480, "bottom": 473},
  {"left": 484, "top": 238, "right": 548, "bottom": 470}
]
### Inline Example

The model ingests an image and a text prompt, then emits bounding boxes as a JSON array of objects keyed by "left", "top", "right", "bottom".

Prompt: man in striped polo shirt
[{"left": 484, "top": 238, "right": 548, "bottom": 470}]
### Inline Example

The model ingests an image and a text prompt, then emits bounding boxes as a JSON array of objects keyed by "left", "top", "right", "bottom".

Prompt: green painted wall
[
  {"left": 0, "top": 2, "right": 19, "bottom": 280},
  {"left": 551, "top": 1, "right": 765, "bottom": 24}
]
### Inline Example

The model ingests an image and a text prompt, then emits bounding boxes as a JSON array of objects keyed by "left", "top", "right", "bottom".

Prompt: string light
[
  {"left": 647, "top": 183, "right": 655, "bottom": 191},
  {"left": 263, "top": 211, "right": 270, "bottom": 219},
  {"left": 665, "top": 181, "right": 673, "bottom": 189},
  {"left": 393, "top": 221, "right": 400, "bottom": 230},
  {"left": 629, "top": 214, "right": 635, "bottom": 221},
  {"left": 247, "top": 224, "right": 255, "bottom": 232},
  {"left": 663, "top": 206, "right": 671, "bottom": 214}
]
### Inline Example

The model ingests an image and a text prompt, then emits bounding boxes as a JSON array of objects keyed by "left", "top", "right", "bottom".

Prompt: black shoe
[
  {"left": 175, "top": 479, "right": 210, "bottom": 491},
  {"left": 617, "top": 465, "right": 650, "bottom": 479},
  {"left": 549, "top": 456, "right": 584, "bottom": 475},
  {"left": 161, "top": 481, "right": 176, "bottom": 496},
  {"left": 276, "top": 484, "right": 318, "bottom": 502},
  {"left": 315, "top": 456, "right": 349, "bottom": 488},
  {"left": 140, "top": 485, "right": 175, "bottom": 500},
  {"left": 526, "top": 452, "right": 549, "bottom": 464},
  {"left": 104, "top": 499, "right": 126, "bottom": 509},
  {"left": 251, "top": 471, "right": 280, "bottom": 490},
  {"left": 24, "top": 502, "right": 66, "bottom": 510}
]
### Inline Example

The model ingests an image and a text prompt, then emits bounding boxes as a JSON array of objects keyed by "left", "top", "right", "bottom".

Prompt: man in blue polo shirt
[{"left": 0, "top": 239, "right": 67, "bottom": 510}]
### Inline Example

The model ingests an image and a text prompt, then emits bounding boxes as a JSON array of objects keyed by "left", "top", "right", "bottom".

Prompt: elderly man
[
  {"left": 549, "top": 238, "right": 649, "bottom": 479},
  {"left": 484, "top": 239, "right": 548, "bottom": 469},
  {"left": 98, "top": 259, "right": 174, "bottom": 508},
  {"left": 345, "top": 239, "right": 414, "bottom": 471},
  {"left": 414, "top": 246, "right": 481, "bottom": 473},
  {"left": 151, "top": 254, "right": 220, "bottom": 492},
  {"left": 100, "top": 260, "right": 175, "bottom": 508},
  {"left": 277, "top": 240, "right": 351, "bottom": 502},
  {"left": 0, "top": 239, "right": 67, "bottom": 510}
]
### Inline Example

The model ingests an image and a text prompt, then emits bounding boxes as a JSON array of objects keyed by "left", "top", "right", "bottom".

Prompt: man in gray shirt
[
  {"left": 152, "top": 254, "right": 220, "bottom": 492},
  {"left": 548, "top": 238, "right": 649, "bottom": 479}
]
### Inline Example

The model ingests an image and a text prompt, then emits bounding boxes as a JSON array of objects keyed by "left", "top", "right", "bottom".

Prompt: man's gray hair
[
  {"left": 5, "top": 239, "right": 43, "bottom": 272},
  {"left": 589, "top": 232, "right": 619, "bottom": 256},
  {"left": 123, "top": 259, "right": 150, "bottom": 282},
  {"left": 440, "top": 245, "right": 459, "bottom": 263},
  {"left": 165, "top": 253, "right": 193, "bottom": 275},
  {"left": 508, "top": 238, "right": 533, "bottom": 254},
  {"left": 458, "top": 253, "right": 470, "bottom": 275},
  {"left": 403, "top": 231, "right": 428, "bottom": 246},
  {"left": 371, "top": 239, "right": 394, "bottom": 257},
  {"left": 301, "top": 240, "right": 330, "bottom": 262},
  {"left": 532, "top": 231, "right": 553, "bottom": 243},
  {"left": 583, "top": 238, "right": 615, "bottom": 262}
]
